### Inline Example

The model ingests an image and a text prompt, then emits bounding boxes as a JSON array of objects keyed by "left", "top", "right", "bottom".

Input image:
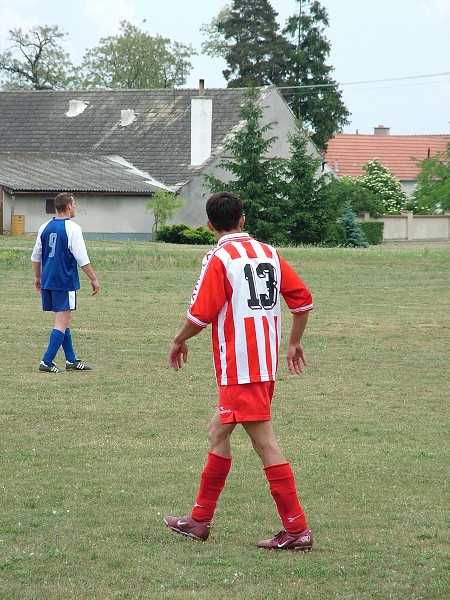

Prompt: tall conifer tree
[
  {"left": 282, "top": 1, "right": 350, "bottom": 150},
  {"left": 202, "top": 0, "right": 350, "bottom": 150}
]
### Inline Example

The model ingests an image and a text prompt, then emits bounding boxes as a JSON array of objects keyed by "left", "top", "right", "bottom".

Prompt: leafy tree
[
  {"left": 282, "top": 1, "right": 350, "bottom": 151},
  {"left": 361, "top": 159, "right": 408, "bottom": 214},
  {"left": 80, "top": 20, "right": 195, "bottom": 89},
  {"left": 406, "top": 141, "right": 450, "bottom": 213},
  {"left": 339, "top": 200, "right": 368, "bottom": 247},
  {"left": 146, "top": 190, "right": 184, "bottom": 236},
  {"left": 201, "top": 0, "right": 290, "bottom": 88},
  {"left": 321, "top": 174, "right": 385, "bottom": 218},
  {"left": 204, "top": 87, "right": 287, "bottom": 244},
  {"left": 0, "top": 25, "right": 76, "bottom": 90}
]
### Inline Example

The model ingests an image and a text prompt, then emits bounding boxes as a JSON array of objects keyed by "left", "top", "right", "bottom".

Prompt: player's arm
[
  {"left": 32, "top": 260, "right": 42, "bottom": 292},
  {"left": 287, "top": 312, "right": 309, "bottom": 376},
  {"left": 68, "top": 224, "right": 99, "bottom": 295},
  {"left": 31, "top": 230, "right": 43, "bottom": 292},
  {"left": 169, "top": 320, "right": 204, "bottom": 372},
  {"left": 80, "top": 263, "right": 100, "bottom": 295}
]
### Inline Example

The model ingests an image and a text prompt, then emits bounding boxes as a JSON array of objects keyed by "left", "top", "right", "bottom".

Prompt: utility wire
[{"left": 278, "top": 72, "right": 450, "bottom": 90}]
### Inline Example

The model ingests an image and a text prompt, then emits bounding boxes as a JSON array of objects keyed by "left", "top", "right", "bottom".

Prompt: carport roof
[{"left": 0, "top": 152, "right": 167, "bottom": 194}]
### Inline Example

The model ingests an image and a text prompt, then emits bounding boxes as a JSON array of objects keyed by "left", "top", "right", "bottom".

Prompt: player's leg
[
  {"left": 241, "top": 419, "right": 285, "bottom": 466},
  {"left": 55, "top": 293, "right": 91, "bottom": 370},
  {"left": 242, "top": 420, "right": 312, "bottom": 550},
  {"left": 190, "top": 409, "right": 235, "bottom": 520},
  {"left": 164, "top": 409, "right": 235, "bottom": 541},
  {"left": 41, "top": 309, "right": 70, "bottom": 365},
  {"left": 40, "top": 290, "right": 72, "bottom": 372},
  {"left": 207, "top": 406, "right": 236, "bottom": 457},
  {"left": 61, "top": 314, "right": 76, "bottom": 363}
]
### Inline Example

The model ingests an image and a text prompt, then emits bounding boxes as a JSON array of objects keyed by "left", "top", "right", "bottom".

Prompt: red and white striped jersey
[{"left": 187, "top": 233, "right": 313, "bottom": 386}]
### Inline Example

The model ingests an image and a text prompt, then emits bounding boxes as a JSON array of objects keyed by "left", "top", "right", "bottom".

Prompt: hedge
[
  {"left": 156, "top": 224, "right": 216, "bottom": 245},
  {"left": 359, "top": 221, "right": 384, "bottom": 245}
]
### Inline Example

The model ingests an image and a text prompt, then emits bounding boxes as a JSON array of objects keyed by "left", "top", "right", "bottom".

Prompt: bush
[
  {"left": 359, "top": 221, "right": 384, "bottom": 245},
  {"left": 156, "top": 224, "right": 216, "bottom": 245},
  {"left": 320, "top": 222, "right": 347, "bottom": 247},
  {"left": 156, "top": 224, "right": 190, "bottom": 243}
]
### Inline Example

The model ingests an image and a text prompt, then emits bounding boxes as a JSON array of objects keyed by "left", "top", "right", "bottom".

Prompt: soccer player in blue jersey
[{"left": 31, "top": 192, "right": 100, "bottom": 373}]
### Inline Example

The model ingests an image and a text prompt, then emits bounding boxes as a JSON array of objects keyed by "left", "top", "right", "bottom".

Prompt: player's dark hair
[
  {"left": 54, "top": 192, "right": 74, "bottom": 213},
  {"left": 206, "top": 191, "right": 244, "bottom": 232}
]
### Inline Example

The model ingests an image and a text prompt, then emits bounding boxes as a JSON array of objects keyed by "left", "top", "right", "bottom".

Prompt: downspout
[{"left": 0, "top": 186, "right": 3, "bottom": 235}]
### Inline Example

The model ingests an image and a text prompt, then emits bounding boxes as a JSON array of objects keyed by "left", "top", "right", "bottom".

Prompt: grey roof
[
  {"left": 0, "top": 88, "right": 251, "bottom": 189},
  {"left": 0, "top": 152, "right": 166, "bottom": 193}
]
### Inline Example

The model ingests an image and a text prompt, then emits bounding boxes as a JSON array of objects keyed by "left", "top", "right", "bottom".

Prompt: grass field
[{"left": 0, "top": 236, "right": 449, "bottom": 600}]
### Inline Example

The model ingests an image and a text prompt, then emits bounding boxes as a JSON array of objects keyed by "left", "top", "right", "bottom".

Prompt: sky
[{"left": 0, "top": 0, "right": 449, "bottom": 136}]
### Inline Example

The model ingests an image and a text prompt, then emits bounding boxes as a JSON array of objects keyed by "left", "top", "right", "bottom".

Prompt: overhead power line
[{"left": 278, "top": 71, "right": 450, "bottom": 90}]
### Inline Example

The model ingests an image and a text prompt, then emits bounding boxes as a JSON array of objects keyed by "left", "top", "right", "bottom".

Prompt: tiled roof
[
  {"left": 0, "top": 152, "right": 165, "bottom": 193},
  {"left": 0, "top": 88, "right": 250, "bottom": 188},
  {"left": 325, "top": 133, "right": 449, "bottom": 180}
]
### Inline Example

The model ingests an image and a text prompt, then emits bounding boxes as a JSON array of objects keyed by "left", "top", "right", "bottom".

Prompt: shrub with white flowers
[{"left": 360, "top": 159, "right": 408, "bottom": 214}]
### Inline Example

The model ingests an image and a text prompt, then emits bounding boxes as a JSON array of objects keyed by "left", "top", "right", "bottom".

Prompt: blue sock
[
  {"left": 43, "top": 329, "right": 65, "bottom": 365},
  {"left": 62, "top": 328, "right": 77, "bottom": 363}
]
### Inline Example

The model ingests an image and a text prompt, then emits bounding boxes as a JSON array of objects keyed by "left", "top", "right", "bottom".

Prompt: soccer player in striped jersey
[
  {"left": 31, "top": 192, "right": 100, "bottom": 373},
  {"left": 165, "top": 191, "right": 314, "bottom": 551}
]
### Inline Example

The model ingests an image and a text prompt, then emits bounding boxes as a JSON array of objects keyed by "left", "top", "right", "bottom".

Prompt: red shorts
[{"left": 218, "top": 381, "right": 275, "bottom": 424}]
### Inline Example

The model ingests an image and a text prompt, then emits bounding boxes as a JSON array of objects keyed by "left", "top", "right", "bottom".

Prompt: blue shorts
[{"left": 42, "top": 289, "right": 77, "bottom": 312}]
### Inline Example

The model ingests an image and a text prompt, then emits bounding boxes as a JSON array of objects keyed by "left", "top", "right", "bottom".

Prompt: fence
[{"left": 357, "top": 211, "right": 450, "bottom": 242}]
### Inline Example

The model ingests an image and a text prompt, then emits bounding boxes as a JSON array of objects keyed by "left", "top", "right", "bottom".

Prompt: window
[{"left": 45, "top": 198, "right": 55, "bottom": 214}]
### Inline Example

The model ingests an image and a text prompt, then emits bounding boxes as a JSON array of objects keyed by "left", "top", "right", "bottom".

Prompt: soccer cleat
[
  {"left": 164, "top": 515, "right": 210, "bottom": 541},
  {"left": 257, "top": 528, "right": 313, "bottom": 551},
  {"left": 39, "top": 360, "right": 60, "bottom": 373},
  {"left": 66, "top": 360, "right": 92, "bottom": 371}
]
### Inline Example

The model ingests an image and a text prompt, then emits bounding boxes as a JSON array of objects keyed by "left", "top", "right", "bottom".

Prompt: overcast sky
[{"left": 0, "top": 0, "right": 449, "bottom": 135}]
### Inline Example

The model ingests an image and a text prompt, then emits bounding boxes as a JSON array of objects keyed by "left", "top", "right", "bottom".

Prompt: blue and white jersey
[{"left": 31, "top": 218, "right": 90, "bottom": 291}]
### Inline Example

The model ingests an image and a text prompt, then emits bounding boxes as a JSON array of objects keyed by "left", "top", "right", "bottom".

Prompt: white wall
[{"left": 2, "top": 192, "right": 152, "bottom": 236}]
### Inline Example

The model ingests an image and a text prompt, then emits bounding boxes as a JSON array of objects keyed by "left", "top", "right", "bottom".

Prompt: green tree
[
  {"left": 146, "top": 190, "right": 184, "bottom": 236},
  {"left": 340, "top": 199, "right": 368, "bottom": 248},
  {"left": 202, "top": 0, "right": 349, "bottom": 151},
  {"left": 80, "top": 20, "right": 195, "bottom": 89},
  {"left": 406, "top": 141, "right": 450, "bottom": 213},
  {"left": 282, "top": 1, "right": 350, "bottom": 151},
  {"left": 321, "top": 174, "right": 385, "bottom": 218},
  {"left": 361, "top": 159, "right": 408, "bottom": 214},
  {"left": 204, "top": 90, "right": 339, "bottom": 246},
  {"left": 204, "top": 87, "right": 287, "bottom": 244},
  {"left": 201, "top": 0, "right": 291, "bottom": 87},
  {"left": 0, "top": 25, "right": 76, "bottom": 90},
  {"left": 283, "top": 124, "right": 336, "bottom": 244}
]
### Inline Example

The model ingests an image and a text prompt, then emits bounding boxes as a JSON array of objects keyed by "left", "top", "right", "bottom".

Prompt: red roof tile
[{"left": 325, "top": 133, "right": 449, "bottom": 180}]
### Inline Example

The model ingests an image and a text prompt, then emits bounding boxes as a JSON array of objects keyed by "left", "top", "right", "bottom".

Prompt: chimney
[
  {"left": 120, "top": 109, "right": 137, "bottom": 127},
  {"left": 374, "top": 125, "right": 390, "bottom": 136},
  {"left": 66, "top": 100, "right": 88, "bottom": 117},
  {"left": 191, "top": 80, "right": 212, "bottom": 166}
]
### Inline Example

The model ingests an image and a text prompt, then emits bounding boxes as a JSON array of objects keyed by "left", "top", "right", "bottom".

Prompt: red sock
[
  {"left": 264, "top": 461, "right": 308, "bottom": 533},
  {"left": 191, "top": 452, "right": 232, "bottom": 523}
]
